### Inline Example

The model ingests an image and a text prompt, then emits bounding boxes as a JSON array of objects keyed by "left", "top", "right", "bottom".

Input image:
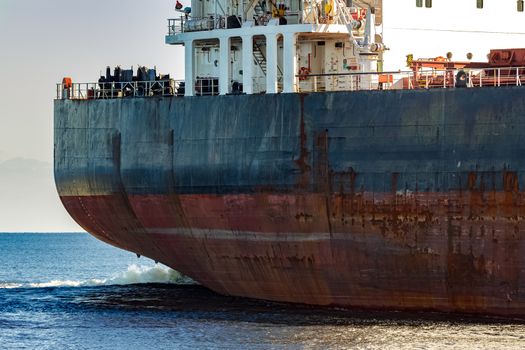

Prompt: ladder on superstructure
[
  {"left": 337, "top": 0, "right": 353, "bottom": 23},
  {"left": 253, "top": 41, "right": 267, "bottom": 75},
  {"left": 244, "top": 0, "right": 267, "bottom": 25},
  {"left": 253, "top": 41, "right": 283, "bottom": 88}
]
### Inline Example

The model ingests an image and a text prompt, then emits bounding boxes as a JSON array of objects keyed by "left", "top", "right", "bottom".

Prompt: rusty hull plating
[{"left": 54, "top": 87, "right": 525, "bottom": 317}]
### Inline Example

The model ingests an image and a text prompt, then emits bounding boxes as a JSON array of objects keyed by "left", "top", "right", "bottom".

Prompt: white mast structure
[{"left": 166, "top": 0, "right": 384, "bottom": 96}]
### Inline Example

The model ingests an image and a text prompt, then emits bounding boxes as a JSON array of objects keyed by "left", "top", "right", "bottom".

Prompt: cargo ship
[{"left": 55, "top": 0, "right": 525, "bottom": 318}]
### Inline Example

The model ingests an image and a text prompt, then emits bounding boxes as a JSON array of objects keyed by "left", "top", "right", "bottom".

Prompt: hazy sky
[
  {"left": 0, "top": 0, "right": 183, "bottom": 231},
  {"left": 0, "top": 0, "right": 183, "bottom": 161},
  {"left": 0, "top": 0, "right": 524, "bottom": 232}
]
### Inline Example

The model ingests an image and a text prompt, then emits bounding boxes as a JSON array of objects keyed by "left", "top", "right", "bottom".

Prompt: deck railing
[
  {"left": 57, "top": 67, "right": 525, "bottom": 100},
  {"left": 56, "top": 80, "right": 183, "bottom": 100},
  {"left": 55, "top": 78, "right": 225, "bottom": 100},
  {"left": 166, "top": 6, "right": 338, "bottom": 35},
  {"left": 168, "top": 17, "right": 185, "bottom": 35},
  {"left": 169, "top": 17, "right": 218, "bottom": 35},
  {"left": 295, "top": 66, "right": 525, "bottom": 92}
]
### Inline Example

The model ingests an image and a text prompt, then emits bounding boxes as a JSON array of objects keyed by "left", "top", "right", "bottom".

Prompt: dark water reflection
[{"left": 1, "top": 284, "right": 524, "bottom": 350}]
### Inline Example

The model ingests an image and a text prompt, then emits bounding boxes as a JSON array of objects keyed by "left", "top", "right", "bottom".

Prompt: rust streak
[{"left": 295, "top": 94, "right": 311, "bottom": 189}]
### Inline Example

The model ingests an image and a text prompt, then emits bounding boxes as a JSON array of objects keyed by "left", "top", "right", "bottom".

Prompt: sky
[
  {"left": 0, "top": 0, "right": 183, "bottom": 231},
  {"left": 0, "top": 0, "right": 524, "bottom": 232}
]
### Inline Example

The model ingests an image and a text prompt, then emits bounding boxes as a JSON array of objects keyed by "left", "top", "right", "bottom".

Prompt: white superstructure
[
  {"left": 166, "top": 0, "right": 385, "bottom": 95},
  {"left": 165, "top": 0, "right": 525, "bottom": 96}
]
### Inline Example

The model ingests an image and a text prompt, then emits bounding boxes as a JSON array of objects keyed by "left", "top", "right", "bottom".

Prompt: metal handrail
[
  {"left": 296, "top": 66, "right": 525, "bottom": 92},
  {"left": 168, "top": 17, "right": 185, "bottom": 35},
  {"left": 170, "top": 16, "right": 232, "bottom": 35},
  {"left": 56, "top": 67, "right": 525, "bottom": 99},
  {"left": 167, "top": 7, "right": 317, "bottom": 35},
  {"left": 56, "top": 80, "right": 183, "bottom": 100},
  {"left": 195, "top": 78, "right": 219, "bottom": 96}
]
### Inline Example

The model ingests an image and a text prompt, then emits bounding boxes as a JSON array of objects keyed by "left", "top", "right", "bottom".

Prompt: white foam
[
  {"left": 0, "top": 264, "right": 194, "bottom": 289},
  {"left": 28, "top": 280, "right": 89, "bottom": 288},
  {"left": 103, "top": 264, "right": 192, "bottom": 286},
  {"left": 0, "top": 283, "right": 23, "bottom": 289}
]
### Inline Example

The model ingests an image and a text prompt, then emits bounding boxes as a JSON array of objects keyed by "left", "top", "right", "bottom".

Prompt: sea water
[{"left": 0, "top": 233, "right": 524, "bottom": 350}]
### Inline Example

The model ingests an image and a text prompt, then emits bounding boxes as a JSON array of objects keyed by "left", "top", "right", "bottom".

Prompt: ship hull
[{"left": 54, "top": 88, "right": 525, "bottom": 317}]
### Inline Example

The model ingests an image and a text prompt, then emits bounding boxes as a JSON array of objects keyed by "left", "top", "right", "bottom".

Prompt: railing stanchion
[{"left": 480, "top": 71, "right": 482, "bottom": 87}]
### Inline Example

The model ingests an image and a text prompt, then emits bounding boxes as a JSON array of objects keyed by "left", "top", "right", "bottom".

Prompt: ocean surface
[{"left": 0, "top": 233, "right": 524, "bottom": 350}]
